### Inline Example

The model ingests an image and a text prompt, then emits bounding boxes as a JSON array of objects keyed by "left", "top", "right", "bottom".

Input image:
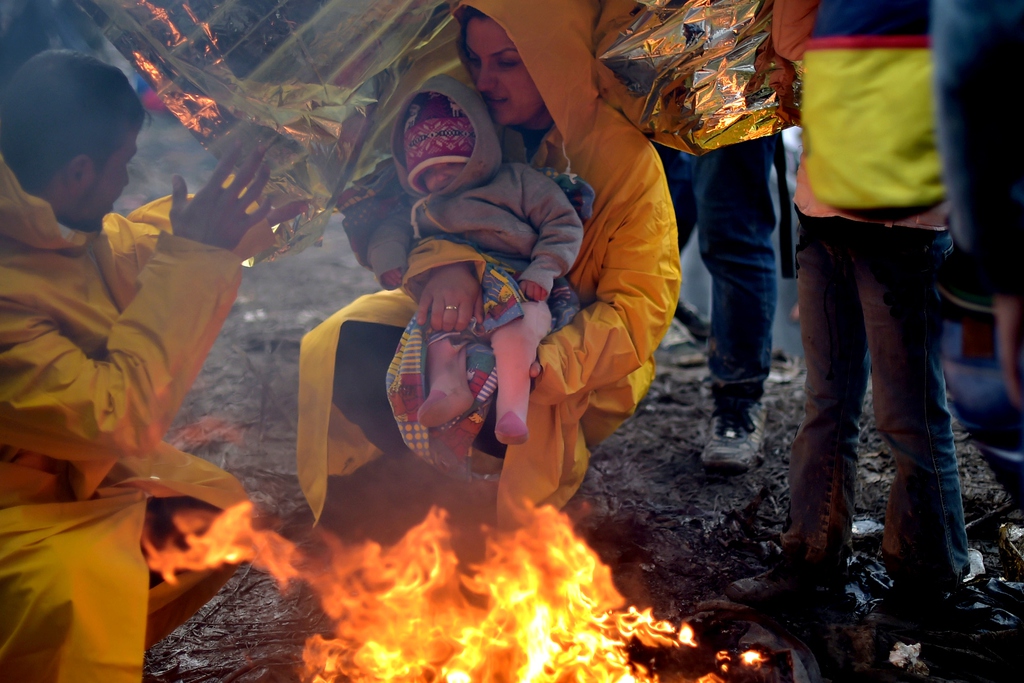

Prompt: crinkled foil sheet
[
  {"left": 600, "top": 0, "right": 800, "bottom": 154},
  {"left": 74, "top": 0, "right": 460, "bottom": 262},
  {"left": 76, "top": 0, "right": 798, "bottom": 260}
]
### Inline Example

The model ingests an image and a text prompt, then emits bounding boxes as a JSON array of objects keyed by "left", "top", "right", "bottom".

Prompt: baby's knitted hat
[{"left": 403, "top": 91, "right": 475, "bottom": 192}]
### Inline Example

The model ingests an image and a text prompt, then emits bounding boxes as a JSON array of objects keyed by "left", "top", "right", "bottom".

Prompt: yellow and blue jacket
[{"left": 795, "top": 0, "right": 943, "bottom": 213}]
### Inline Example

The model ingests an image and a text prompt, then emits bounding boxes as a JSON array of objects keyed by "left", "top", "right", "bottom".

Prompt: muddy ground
[{"left": 126, "top": 114, "right": 1023, "bottom": 683}]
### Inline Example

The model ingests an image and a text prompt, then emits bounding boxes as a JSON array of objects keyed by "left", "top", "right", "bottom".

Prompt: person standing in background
[
  {"left": 694, "top": 136, "right": 780, "bottom": 475},
  {"left": 726, "top": 0, "right": 970, "bottom": 609},
  {"left": 933, "top": 0, "right": 1024, "bottom": 507}
]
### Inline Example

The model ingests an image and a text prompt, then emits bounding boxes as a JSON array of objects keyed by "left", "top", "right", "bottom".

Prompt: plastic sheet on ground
[{"left": 837, "top": 554, "right": 1024, "bottom": 632}]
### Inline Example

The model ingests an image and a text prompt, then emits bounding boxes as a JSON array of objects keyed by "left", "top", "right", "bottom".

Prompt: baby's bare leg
[
  {"left": 418, "top": 339, "right": 474, "bottom": 427},
  {"left": 490, "top": 301, "right": 552, "bottom": 445}
]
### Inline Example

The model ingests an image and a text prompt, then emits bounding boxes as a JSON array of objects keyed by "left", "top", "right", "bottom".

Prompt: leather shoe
[{"left": 726, "top": 562, "right": 844, "bottom": 605}]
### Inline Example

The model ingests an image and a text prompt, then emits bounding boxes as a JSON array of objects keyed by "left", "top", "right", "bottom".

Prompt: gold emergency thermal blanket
[
  {"left": 597, "top": 0, "right": 800, "bottom": 154},
  {"left": 75, "top": 0, "right": 798, "bottom": 260}
]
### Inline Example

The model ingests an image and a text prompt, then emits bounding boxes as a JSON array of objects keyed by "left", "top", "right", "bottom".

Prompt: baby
[{"left": 361, "top": 75, "right": 586, "bottom": 446}]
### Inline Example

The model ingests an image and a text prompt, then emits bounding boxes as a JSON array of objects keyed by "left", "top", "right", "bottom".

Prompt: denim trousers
[
  {"left": 941, "top": 319, "right": 1024, "bottom": 508},
  {"left": 693, "top": 136, "right": 778, "bottom": 402},
  {"left": 783, "top": 217, "right": 969, "bottom": 591}
]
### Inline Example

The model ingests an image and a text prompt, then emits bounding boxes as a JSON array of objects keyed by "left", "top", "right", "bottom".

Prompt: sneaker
[
  {"left": 725, "top": 562, "right": 845, "bottom": 605},
  {"left": 701, "top": 399, "right": 767, "bottom": 474},
  {"left": 657, "top": 318, "right": 706, "bottom": 367},
  {"left": 675, "top": 300, "right": 711, "bottom": 341}
]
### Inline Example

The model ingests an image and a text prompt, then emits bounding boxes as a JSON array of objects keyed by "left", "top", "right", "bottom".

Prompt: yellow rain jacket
[
  {"left": 0, "top": 156, "right": 249, "bottom": 683},
  {"left": 297, "top": 0, "right": 680, "bottom": 526}
]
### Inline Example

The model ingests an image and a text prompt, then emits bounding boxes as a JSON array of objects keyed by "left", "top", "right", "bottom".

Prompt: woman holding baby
[{"left": 296, "top": 0, "right": 681, "bottom": 529}]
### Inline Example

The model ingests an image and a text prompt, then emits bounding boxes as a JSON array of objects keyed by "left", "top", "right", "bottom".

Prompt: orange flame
[
  {"left": 740, "top": 650, "right": 765, "bottom": 667},
  {"left": 144, "top": 501, "right": 300, "bottom": 586},
  {"left": 149, "top": 502, "right": 708, "bottom": 682}
]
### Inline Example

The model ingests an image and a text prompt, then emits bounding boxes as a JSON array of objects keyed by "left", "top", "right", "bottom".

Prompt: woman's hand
[{"left": 416, "top": 262, "right": 483, "bottom": 332}]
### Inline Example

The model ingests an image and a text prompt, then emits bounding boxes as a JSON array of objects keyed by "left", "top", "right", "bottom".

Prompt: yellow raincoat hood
[
  {"left": 0, "top": 155, "right": 89, "bottom": 251},
  {"left": 297, "top": 0, "right": 679, "bottom": 525}
]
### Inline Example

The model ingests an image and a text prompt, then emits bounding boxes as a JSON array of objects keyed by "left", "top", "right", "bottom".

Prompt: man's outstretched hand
[{"left": 170, "top": 145, "right": 306, "bottom": 252}]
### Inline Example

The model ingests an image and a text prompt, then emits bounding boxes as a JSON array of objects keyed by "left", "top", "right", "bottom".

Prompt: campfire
[{"left": 148, "top": 502, "right": 815, "bottom": 683}]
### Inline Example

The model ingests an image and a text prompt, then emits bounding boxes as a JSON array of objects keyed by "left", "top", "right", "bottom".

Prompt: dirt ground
[{"left": 127, "top": 114, "right": 1024, "bottom": 683}]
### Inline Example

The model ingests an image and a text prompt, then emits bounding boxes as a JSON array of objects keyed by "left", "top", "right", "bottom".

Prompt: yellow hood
[
  {"left": 0, "top": 155, "right": 89, "bottom": 251},
  {"left": 453, "top": 0, "right": 601, "bottom": 153}
]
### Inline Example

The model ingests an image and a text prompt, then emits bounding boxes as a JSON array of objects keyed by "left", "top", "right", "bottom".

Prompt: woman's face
[{"left": 464, "top": 16, "right": 553, "bottom": 130}]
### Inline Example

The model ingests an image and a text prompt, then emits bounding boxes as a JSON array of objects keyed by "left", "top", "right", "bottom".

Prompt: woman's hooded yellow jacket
[
  {"left": 297, "top": 0, "right": 680, "bottom": 526},
  {"left": 0, "top": 156, "right": 248, "bottom": 682}
]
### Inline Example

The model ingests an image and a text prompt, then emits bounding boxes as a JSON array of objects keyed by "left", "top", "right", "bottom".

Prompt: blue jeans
[
  {"left": 693, "top": 136, "right": 778, "bottom": 402},
  {"left": 783, "top": 217, "right": 969, "bottom": 591},
  {"left": 941, "top": 320, "right": 1024, "bottom": 508}
]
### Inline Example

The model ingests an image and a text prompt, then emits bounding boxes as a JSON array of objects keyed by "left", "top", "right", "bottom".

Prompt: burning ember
[{"left": 148, "top": 502, "right": 806, "bottom": 683}]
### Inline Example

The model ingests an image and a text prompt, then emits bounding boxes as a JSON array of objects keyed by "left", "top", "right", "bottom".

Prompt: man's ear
[
  {"left": 60, "top": 154, "right": 98, "bottom": 199},
  {"left": 38, "top": 154, "right": 97, "bottom": 216}
]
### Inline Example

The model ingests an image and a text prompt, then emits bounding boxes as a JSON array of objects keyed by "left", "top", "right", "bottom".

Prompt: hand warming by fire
[{"left": 144, "top": 502, "right": 773, "bottom": 683}]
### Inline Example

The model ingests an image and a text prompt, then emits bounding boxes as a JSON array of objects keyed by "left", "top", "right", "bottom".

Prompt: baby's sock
[{"left": 494, "top": 412, "right": 529, "bottom": 445}]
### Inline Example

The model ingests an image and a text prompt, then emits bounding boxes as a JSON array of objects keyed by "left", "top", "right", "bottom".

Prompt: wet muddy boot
[{"left": 701, "top": 398, "right": 767, "bottom": 475}]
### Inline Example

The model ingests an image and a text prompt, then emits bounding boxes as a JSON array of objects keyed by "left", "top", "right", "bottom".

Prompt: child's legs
[
  {"left": 490, "top": 301, "right": 552, "bottom": 442},
  {"left": 852, "top": 229, "right": 969, "bottom": 590},
  {"left": 419, "top": 338, "right": 473, "bottom": 427}
]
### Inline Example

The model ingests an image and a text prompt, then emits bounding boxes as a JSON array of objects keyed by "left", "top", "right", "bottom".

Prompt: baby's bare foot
[
  {"left": 495, "top": 412, "right": 529, "bottom": 445},
  {"left": 417, "top": 387, "right": 473, "bottom": 427}
]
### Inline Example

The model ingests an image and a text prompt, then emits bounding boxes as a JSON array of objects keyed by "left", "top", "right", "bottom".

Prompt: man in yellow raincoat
[
  {"left": 296, "top": 0, "right": 680, "bottom": 527},
  {"left": 0, "top": 51, "right": 302, "bottom": 682}
]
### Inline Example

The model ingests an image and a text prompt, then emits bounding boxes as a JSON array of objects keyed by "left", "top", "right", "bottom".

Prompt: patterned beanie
[{"left": 403, "top": 91, "right": 475, "bottom": 192}]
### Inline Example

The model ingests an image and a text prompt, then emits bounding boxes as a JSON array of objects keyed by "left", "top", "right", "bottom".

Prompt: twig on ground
[{"left": 965, "top": 501, "right": 1017, "bottom": 536}]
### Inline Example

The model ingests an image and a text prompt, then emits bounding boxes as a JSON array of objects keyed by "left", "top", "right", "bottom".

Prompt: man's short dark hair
[{"left": 0, "top": 50, "right": 145, "bottom": 194}]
